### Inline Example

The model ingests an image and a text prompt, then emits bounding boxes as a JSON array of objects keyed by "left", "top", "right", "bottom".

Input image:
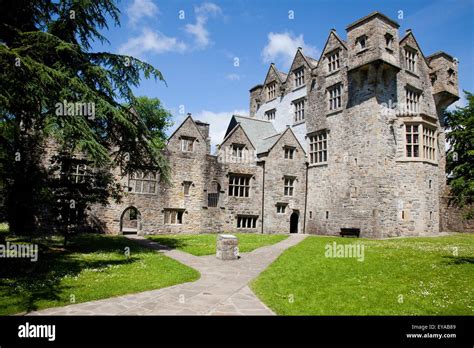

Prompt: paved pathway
[{"left": 28, "top": 234, "right": 307, "bottom": 315}]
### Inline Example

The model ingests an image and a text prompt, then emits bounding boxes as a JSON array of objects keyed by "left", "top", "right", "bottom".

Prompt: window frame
[
  {"left": 293, "top": 98, "right": 305, "bottom": 123},
  {"left": 327, "top": 49, "right": 341, "bottom": 73},
  {"left": 265, "top": 109, "right": 276, "bottom": 120},
  {"left": 228, "top": 174, "right": 251, "bottom": 198},
  {"left": 404, "top": 46, "right": 417, "bottom": 73},
  {"left": 328, "top": 83, "right": 342, "bottom": 111},
  {"left": 236, "top": 215, "right": 258, "bottom": 229},
  {"left": 309, "top": 130, "right": 328, "bottom": 165},
  {"left": 294, "top": 67, "right": 305, "bottom": 88},
  {"left": 284, "top": 176, "right": 295, "bottom": 197},
  {"left": 404, "top": 123, "right": 437, "bottom": 162},
  {"left": 164, "top": 209, "right": 184, "bottom": 225},
  {"left": 266, "top": 81, "right": 277, "bottom": 100},
  {"left": 129, "top": 171, "right": 159, "bottom": 194},
  {"left": 284, "top": 146, "right": 295, "bottom": 160},
  {"left": 180, "top": 136, "right": 195, "bottom": 152}
]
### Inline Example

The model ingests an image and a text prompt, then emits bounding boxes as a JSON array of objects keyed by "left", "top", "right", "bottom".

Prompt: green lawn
[
  {"left": 147, "top": 233, "right": 288, "bottom": 256},
  {"left": 0, "top": 233, "right": 199, "bottom": 315},
  {"left": 251, "top": 234, "right": 474, "bottom": 315}
]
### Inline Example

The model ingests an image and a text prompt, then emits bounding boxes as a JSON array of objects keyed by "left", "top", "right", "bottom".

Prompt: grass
[
  {"left": 251, "top": 234, "right": 474, "bottom": 315},
  {"left": 0, "top": 232, "right": 199, "bottom": 315},
  {"left": 147, "top": 233, "right": 288, "bottom": 256}
]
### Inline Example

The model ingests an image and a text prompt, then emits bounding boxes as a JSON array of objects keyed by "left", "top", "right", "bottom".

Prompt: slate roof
[{"left": 223, "top": 115, "right": 279, "bottom": 154}]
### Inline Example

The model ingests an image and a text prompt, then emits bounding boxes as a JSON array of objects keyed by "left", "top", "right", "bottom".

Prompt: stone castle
[{"left": 92, "top": 12, "right": 460, "bottom": 238}]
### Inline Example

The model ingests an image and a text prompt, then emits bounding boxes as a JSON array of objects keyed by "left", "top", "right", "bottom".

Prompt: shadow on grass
[
  {"left": 148, "top": 237, "right": 189, "bottom": 250},
  {"left": 442, "top": 255, "right": 474, "bottom": 265},
  {"left": 0, "top": 233, "right": 142, "bottom": 314}
]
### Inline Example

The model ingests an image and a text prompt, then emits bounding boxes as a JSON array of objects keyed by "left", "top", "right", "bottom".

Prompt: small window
[
  {"left": 405, "top": 47, "right": 417, "bottom": 73},
  {"left": 284, "top": 177, "right": 295, "bottom": 196},
  {"left": 309, "top": 211, "right": 313, "bottom": 219},
  {"left": 293, "top": 99, "right": 305, "bottom": 122},
  {"left": 265, "top": 109, "right": 276, "bottom": 120},
  {"left": 183, "top": 181, "right": 192, "bottom": 195},
  {"left": 164, "top": 209, "right": 183, "bottom": 224},
  {"left": 326, "top": 211, "right": 329, "bottom": 219},
  {"left": 70, "top": 163, "right": 88, "bottom": 184},
  {"left": 229, "top": 174, "right": 251, "bottom": 197},
  {"left": 356, "top": 35, "right": 367, "bottom": 50},
  {"left": 328, "top": 84, "right": 342, "bottom": 111},
  {"left": 429, "top": 180, "right": 432, "bottom": 189},
  {"left": 267, "top": 82, "right": 277, "bottom": 100},
  {"left": 231, "top": 144, "right": 245, "bottom": 160},
  {"left": 309, "top": 130, "right": 328, "bottom": 164},
  {"left": 284, "top": 146, "right": 295, "bottom": 159},
  {"left": 385, "top": 33, "right": 393, "bottom": 49},
  {"left": 294, "top": 68, "right": 305, "bottom": 88},
  {"left": 237, "top": 215, "right": 257, "bottom": 229},
  {"left": 276, "top": 204, "right": 287, "bottom": 214},
  {"left": 327, "top": 50, "right": 340, "bottom": 72},
  {"left": 406, "top": 88, "right": 421, "bottom": 114},
  {"left": 181, "top": 137, "right": 194, "bottom": 152},
  {"left": 447, "top": 68, "right": 455, "bottom": 79}
]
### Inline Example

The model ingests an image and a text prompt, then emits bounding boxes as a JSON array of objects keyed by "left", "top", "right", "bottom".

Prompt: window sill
[
  {"left": 293, "top": 120, "right": 305, "bottom": 126},
  {"left": 266, "top": 97, "right": 277, "bottom": 103},
  {"left": 292, "top": 85, "right": 306, "bottom": 92},
  {"left": 405, "top": 70, "right": 419, "bottom": 78},
  {"left": 326, "top": 109, "right": 343, "bottom": 117},
  {"left": 356, "top": 48, "right": 369, "bottom": 55},
  {"left": 308, "top": 162, "right": 328, "bottom": 168},
  {"left": 129, "top": 192, "right": 158, "bottom": 196},
  {"left": 396, "top": 158, "right": 438, "bottom": 166},
  {"left": 325, "top": 69, "right": 341, "bottom": 78}
]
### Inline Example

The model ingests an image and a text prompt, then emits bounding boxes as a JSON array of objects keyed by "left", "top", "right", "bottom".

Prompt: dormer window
[
  {"left": 284, "top": 146, "right": 295, "bottom": 159},
  {"left": 180, "top": 137, "right": 194, "bottom": 152},
  {"left": 267, "top": 82, "right": 277, "bottom": 100},
  {"left": 294, "top": 67, "right": 305, "bottom": 88},
  {"left": 356, "top": 35, "right": 367, "bottom": 50},
  {"left": 405, "top": 47, "right": 417, "bottom": 73},
  {"left": 231, "top": 144, "right": 246, "bottom": 159},
  {"left": 327, "top": 50, "right": 340, "bottom": 72},
  {"left": 385, "top": 33, "right": 393, "bottom": 49}
]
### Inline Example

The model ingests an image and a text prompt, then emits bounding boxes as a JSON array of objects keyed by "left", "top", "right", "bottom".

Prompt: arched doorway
[
  {"left": 120, "top": 206, "right": 141, "bottom": 234},
  {"left": 290, "top": 211, "right": 299, "bottom": 234}
]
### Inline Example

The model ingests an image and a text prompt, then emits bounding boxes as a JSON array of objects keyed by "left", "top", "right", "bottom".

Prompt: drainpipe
[
  {"left": 261, "top": 160, "right": 265, "bottom": 234},
  {"left": 303, "top": 161, "right": 309, "bottom": 234}
]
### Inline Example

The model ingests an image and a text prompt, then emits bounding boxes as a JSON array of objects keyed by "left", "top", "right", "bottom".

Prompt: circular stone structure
[{"left": 216, "top": 234, "right": 239, "bottom": 260}]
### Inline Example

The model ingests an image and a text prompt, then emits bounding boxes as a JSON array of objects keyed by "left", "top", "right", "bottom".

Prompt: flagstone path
[{"left": 28, "top": 234, "right": 307, "bottom": 316}]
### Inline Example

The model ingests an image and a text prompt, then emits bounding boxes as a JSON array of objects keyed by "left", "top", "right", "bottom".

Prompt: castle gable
[{"left": 167, "top": 115, "right": 207, "bottom": 154}]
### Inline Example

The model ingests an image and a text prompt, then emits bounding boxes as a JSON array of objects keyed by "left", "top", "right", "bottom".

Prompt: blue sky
[{"left": 93, "top": 0, "right": 474, "bottom": 144}]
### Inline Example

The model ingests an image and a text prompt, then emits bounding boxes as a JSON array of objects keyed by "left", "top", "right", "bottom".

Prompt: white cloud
[
  {"left": 226, "top": 73, "right": 241, "bottom": 81},
  {"left": 118, "top": 28, "right": 187, "bottom": 58},
  {"left": 127, "top": 0, "right": 159, "bottom": 25},
  {"left": 185, "top": 2, "right": 222, "bottom": 49},
  {"left": 169, "top": 109, "right": 248, "bottom": 151},
  {"left": 262, "top": 31, "right": 319, "bottom": 68}
]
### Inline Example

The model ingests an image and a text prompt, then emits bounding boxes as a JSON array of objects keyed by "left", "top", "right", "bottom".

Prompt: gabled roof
[
  {"left": 263, "top": 63, "right": 286, "bottom": 86},
  {"left": 313, "top": 30, "right": 348, "bottom": 70},
  {"left": 167, "top": 114, "right": 206, "bottom": 143},
  {"left": 223, "top": 115, "right": 278, "bottom": 154},
  {"left": 266, "top": 127, "right": 306, "bottom": 155},
  {"left": 400, "top": 30, "right": 430, "bottom": 67}
]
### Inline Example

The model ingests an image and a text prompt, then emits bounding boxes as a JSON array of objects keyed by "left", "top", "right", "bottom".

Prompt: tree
[
  {"left": 444, "top": 91, "right": 474, "bottom": 219},
  {"left": 0, "top": 0, "right": 171, "bottom": 235}
]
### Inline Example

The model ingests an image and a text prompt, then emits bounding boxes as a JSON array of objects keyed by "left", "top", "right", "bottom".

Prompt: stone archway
[
  {"left": 120, "top": 206, "right": 141, "bottom": 234},
  {"left": 290, "top": 211, "right": 299, "bottom": 234}
]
